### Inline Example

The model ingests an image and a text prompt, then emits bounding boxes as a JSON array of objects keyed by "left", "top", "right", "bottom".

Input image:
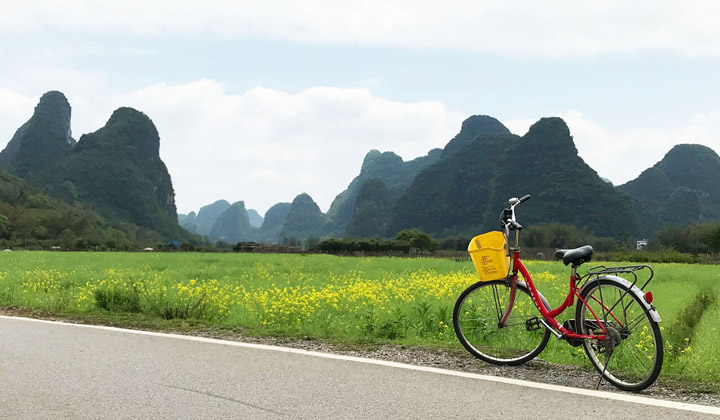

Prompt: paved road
[{"left": 0, "top": 316, "right": 717, "bottom": 419}]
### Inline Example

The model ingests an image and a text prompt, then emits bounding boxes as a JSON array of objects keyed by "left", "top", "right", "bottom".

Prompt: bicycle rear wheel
[
  {"left": 453, "top": 279, "right": 550, "bottom": 365},
  {"left": 576, "top": 278, "right": 663, "bottom": 391}
]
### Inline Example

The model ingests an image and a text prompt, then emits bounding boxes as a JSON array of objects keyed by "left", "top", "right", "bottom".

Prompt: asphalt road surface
[{"left": 1, "top": 316, "right": 718, "bottom": 419}]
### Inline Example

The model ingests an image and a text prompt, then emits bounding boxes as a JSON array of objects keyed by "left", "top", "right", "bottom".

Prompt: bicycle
[{"left": 452, "top": 195, "right": 663, "bottom": 391}]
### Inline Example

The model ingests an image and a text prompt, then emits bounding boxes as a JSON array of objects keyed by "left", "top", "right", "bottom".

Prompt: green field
[{"left": 0, "top": 251, "right": 718, "bottom": 387}]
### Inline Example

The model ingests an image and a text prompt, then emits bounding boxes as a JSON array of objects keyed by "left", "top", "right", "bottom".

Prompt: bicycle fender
[{"left": 588, "top": 275, "right": 662, "bottom": 323}]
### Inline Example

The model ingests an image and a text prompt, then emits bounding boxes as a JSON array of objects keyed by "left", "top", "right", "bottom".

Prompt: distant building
[{"left": 636, "top": 240, "right": 648, "bottom": 251}]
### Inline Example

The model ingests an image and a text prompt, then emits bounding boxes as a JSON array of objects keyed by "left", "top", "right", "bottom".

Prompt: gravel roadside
[{"left": 190, "top": 330, "right": 720, "bottom": 409}]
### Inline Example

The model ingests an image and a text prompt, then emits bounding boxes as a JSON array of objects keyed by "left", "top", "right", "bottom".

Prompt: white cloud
[
  {"left": 3, "top": 78, "right": 720, "bottom": 219},
  {"left": 51, "top": 80, "right": 464, "bottom": 215},
  {"left": 3, "top": 1, "right": 720, "bottom": 57},
  {"left": 0, "top": 90, "right": 39, "bottom": 138}
]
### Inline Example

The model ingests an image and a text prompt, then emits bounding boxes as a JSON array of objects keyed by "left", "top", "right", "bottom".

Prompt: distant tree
[
  {"left": 707, "top": 224, "right": 720, "bottom": 253},
  {"left": 59, "top": 228, "right": 75, "bottom": 249},
  {"left": 439, "top": 236, "right": 471, "bottom": 251},
  {"left": 318, "top": 238, "right": 346, "bottom": 253},
  {"left": 657, "top": 222, "right": 716, "bottom": 254},
  {"left": 592, "top": 237, "right": 619, "bottom": 252},
  {"left": 74, "top": 237, "right": 87, "bottom": 250},
  {"left": 305, "top": 236, "right": 321, "bottom": 251},
  {"left": 61, "top": 181, "right": 80, "bottom": 202},
  {"left": 656, "top": 225, "right": 687, "bottom": 251},
  {"left": 215, "top": 241, "right": 231, "bottom": 250},
  {"left": 0, "top": 214, "right": 10, "bottom": 238},
  {"left": 13, "top": 211, "right": 38, "bottom": 241},
  {"left": 27, "top": 194, "right": 54, "bottom": 210},
  {"left": 521, "top": 227, "right": 548, "bottom": 248},
  {"left": 395, "top": 229, "right": 438, "bottom": 252},
  {"left": 233, "top": 242, "right": 260, "bottom": 252},
  {"left": 283, "top": 236, "right": 301, "bottom": 247},
  {"left": 179, "top": 242, "right": 196, "bottom": 252},
  {"left": 519, "top": 223, "right": 591, "bottom": 249},
  {"left": 107, "top": 229, "right": 131, "bottom": 250}
]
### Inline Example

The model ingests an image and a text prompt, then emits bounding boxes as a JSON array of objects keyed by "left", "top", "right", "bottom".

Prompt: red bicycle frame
[{"left": 501, "top": 250, "right": 611, "bottom": 342}]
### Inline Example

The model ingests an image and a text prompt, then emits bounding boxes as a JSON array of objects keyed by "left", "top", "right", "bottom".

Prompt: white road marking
[{"left": 3, "top": 315, "right": 719, "bottom": 416}]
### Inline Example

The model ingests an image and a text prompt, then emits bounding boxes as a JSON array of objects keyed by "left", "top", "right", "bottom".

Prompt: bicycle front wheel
[
  {"left": 576, "top": 278, "right": 663, "bottom": 391},
  {"left": 453, "top": 279, "right": 550, "bottom": 365}
]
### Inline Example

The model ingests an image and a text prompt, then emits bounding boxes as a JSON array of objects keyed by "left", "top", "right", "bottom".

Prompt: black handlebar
[{"left": 500, "top": 194, "right": 530, "bottom": 231}]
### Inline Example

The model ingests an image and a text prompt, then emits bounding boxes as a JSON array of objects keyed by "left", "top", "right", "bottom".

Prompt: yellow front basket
[{"left": 468, "top": 231, "right": 511, "bottom": 281}]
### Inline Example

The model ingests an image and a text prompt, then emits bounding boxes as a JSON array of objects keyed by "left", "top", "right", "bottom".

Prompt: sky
[{"left": 2, "top": 0, "right": 720, "bottom": 216}]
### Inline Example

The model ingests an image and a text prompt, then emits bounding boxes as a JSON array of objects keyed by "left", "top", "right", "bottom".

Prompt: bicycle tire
[
  {"left": 576, "top": 277, "right": 663, "bottom": 391},
  {"left": 453, "top": 279, "right": 551, "bottom": 365}
]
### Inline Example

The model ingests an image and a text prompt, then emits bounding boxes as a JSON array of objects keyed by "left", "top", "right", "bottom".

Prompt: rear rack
[{"left": 581, "top": 264, "right": 654, "bottom": 291}]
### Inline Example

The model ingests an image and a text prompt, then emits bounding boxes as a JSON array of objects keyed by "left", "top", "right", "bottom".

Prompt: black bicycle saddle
[{"left": 555, "top": 245, "right": 594, "bottom": 266}]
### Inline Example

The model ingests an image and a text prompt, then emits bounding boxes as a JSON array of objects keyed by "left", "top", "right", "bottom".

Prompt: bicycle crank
[{"left": 596, "top": 326, "right": 622, "bottom": 354}]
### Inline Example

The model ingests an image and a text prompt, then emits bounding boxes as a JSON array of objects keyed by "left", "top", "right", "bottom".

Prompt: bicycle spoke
[
  {"left": 624, "top": 310, "right": 649, "bottom": 331},
  {"left": 577, "top": 279, "right": 662, "bottom": 391},
  {"left": 502, "top": 322, "right": 527, "bottom": 328},
  {"left": 598, "top": 281, "right": 607, "bottom": 323},
  {"left": 491, "top": 284, "right": 503, "bottom": 323},
  {"left": 455, "top": 196, "right": 663, "bottom": 391},
  {"left": 454, "top": 280, "right": 550, "bottom": 366}
]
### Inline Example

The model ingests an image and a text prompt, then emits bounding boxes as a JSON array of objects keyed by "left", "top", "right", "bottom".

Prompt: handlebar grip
[
  {"left": 518, "top": 194, "right": 531, "bottom": 203},
  {"left": 509, "top": 220, "right": 523, "bottom": 231}
]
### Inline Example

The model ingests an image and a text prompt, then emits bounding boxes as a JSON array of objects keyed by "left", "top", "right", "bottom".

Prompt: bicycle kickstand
[{"left": 596, "top": 351, "right": 611, "bottom": 390}]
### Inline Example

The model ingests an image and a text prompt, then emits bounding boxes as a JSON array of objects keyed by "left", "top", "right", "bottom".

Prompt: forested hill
[
  {"left": 0, "top": 91, "right": 76, "bottom": 177},
  {"left": 387, "top": 117, "right": 639, "bottom": 238},
  {"left": 258, "top": 202, "right": 292, "bottom": 241},
  {"left": 1, "top": 91, "right": 186, "bottom": 239},
  {"left": 208, "top": 201, "right": 253, "bottom": 243},
  {"left": 619, "top": 144, "right": 720, "bottom": 237},
  {"left": 179, "top": 200, "right": 264, "bottom": 235},
  {"left": 190, "top": 114, "right": 720, "bottom": 244},
  {"left": 184, "top": 193, "right": 325, "bottom": 244},
  {"left": 0, "top": 168, "right": 164, "bottom": 249},
  {"left": 441, "top": 114, "right": 511, "bottom": 158},
  {"left": 280, "top": 193, "right": 326, "bottom": 240},
  {"left": 481, "top": 118, "right": 639, "bottom": 237},
  {"left": 5, "top": 91, "right": 717, "bottom": 246},
  {"left": 324, "top": 149, "right": 442, "bottom": 236},
  {"left": 386, "top": 130, "right": 519, "bottom": 237},
  {"left": 34, "top": 107, "right": 182, "bottom": 237},
  {"left": 183, "top": 199, "right": 231, "bottom": 235},
  {"left": 325, "top": 115, "right": 515, "bottom": 238}
]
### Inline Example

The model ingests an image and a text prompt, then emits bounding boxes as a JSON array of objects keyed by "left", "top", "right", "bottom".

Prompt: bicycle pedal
[{"left": 525, "top": 317, "right": 542, "bottom": 331}]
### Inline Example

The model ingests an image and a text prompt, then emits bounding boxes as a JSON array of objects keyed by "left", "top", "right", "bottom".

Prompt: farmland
[{"left": 0, "top": 251, "right": 718, "bottom": 386}]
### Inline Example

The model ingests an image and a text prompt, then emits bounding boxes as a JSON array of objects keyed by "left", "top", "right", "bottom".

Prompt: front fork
[{"left": 498, "top": 276, "right": 517, "bottom": 327}]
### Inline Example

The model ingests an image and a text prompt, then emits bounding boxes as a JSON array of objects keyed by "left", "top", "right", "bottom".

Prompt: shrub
[
  {"left": 93, "top": 288, "right": 142, "bottom": 312},
  {"left": 611, "top": 249, "right": 697, "bottom": 264}
]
